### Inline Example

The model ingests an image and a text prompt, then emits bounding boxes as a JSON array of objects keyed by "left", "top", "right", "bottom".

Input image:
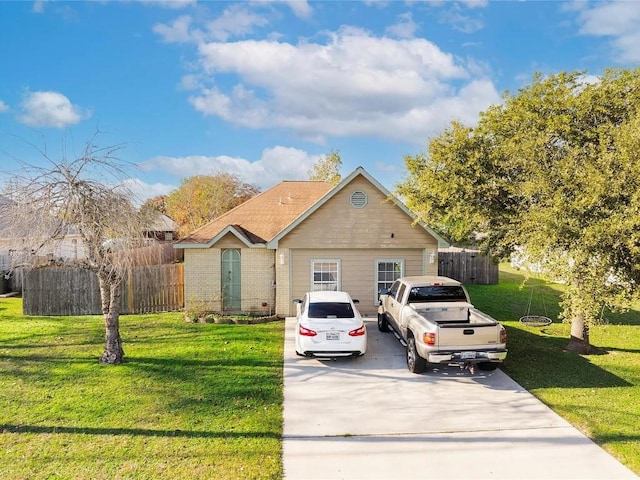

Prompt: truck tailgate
[{"left": 437, "top": 323, "right": 500, "bottom": 349}]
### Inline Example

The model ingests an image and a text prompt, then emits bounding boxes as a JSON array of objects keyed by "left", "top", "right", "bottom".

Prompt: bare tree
[{"left": 2, "top": 136, "right": 147, "bottom": 364}]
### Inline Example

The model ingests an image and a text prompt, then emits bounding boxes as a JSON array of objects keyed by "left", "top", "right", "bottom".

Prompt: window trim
[
  {"left": 310, "top": 258, "right": 341, "bottom": 291},
  {"left": 375, "top": 258, "right": 405, "bottom": 305}
]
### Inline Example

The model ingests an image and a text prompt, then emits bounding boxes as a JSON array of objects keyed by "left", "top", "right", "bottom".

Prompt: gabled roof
[
  {"left": 267, "top": 166, "right": 448, "bottom": 248},
  {"left": 176, "top": 180, "right": 333, "bottom": 248},
  {"left": 176, "top": 166, "right": 448, "bottom": 249}
]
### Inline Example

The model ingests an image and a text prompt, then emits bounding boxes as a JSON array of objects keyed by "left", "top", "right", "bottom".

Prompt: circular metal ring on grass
[{"left": 519, "top": 315, "right": 552, "bottom": 327}]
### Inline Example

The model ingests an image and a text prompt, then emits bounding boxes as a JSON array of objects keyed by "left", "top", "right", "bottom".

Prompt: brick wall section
[
  {"left": 240, "top": 248, "right": 276, "bottom": 314},
  {"left": 184, "top": 248, "right": 221, "bottom": 311}
]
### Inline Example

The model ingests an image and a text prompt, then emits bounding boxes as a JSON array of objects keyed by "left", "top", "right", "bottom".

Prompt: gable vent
[{"left": 350, "top": 191, "right": 368, "bottom": 209}]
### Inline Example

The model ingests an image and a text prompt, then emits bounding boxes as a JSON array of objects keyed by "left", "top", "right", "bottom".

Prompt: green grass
[
  {"left": 0, "top": 298, "right": 284, "bottom": 480},
  {"left": 466, "top": 265, "right": 640, "bottom": 475},
  {"left": 2, "top": 266, "right": 639, "bottom": 478}
]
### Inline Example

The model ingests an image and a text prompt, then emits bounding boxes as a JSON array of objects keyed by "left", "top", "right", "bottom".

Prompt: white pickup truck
[{"left": 378, "top": 276, "right": 507, "bottom": 373}]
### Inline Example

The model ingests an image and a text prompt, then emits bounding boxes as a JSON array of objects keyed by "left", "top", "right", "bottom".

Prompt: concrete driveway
[{"left": 282, "top": 317, "right": 637, "bottom": 480}]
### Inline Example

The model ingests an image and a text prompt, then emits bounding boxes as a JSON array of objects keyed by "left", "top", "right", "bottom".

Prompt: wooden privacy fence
[
  {"left": 23, "top": 263, "right": 184, "bottom": 316},
  {"left": 438, "top": 249, "right": 498, "bottom": 285}
]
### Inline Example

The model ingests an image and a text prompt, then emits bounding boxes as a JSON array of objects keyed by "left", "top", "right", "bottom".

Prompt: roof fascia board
[{"left": 174, "top": 225, "right": 264, "bottom": 249}]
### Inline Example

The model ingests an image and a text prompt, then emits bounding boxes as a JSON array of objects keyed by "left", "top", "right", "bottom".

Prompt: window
[
  {"left": 397, "top": 284, "right": 406, "bottom": 303},
  {"left": 308, "top": 302, "right": 354, "bottom": 318},
  {"left": 312, "top": 260, "right": 340, "bottom": 291},
  {"left": 388, "top": 281, "right": 400, "bottom": 299},
  {"left": 376, "top": 259, "right": 404, "bottom": 302},
  {"left": 408, "top": 285, "right": 468, "bottom": 303}
]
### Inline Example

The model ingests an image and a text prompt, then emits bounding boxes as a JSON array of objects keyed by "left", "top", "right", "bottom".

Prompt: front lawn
[
  {"left": 2, "top": 265, "right": 639, "bottom": 478},
  {"left": 0, "top": 298, "right": 284, "bottom": 480},
  {"left": 466, "top": 265, "right": 640, "bottom": 475}
]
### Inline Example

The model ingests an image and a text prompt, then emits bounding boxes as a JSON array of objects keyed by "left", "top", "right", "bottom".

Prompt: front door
[{"left": 221, "top": 249, "right": 241, "bottom": 312}]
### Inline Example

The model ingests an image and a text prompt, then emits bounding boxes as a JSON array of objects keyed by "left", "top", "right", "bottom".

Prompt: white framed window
[
  {"left": 375, "top": 259, "right": 404, "bottom": 304},
  {"left": 311, "top": 259, "right": 340, "bottom": 291}
]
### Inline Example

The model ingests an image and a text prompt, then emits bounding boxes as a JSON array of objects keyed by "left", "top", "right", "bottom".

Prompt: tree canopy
[
  {"left": 398, "top": 68, "right": 640, "bottom": 352},
  {"left": 308, "top": 149, "right": 342, "bottom": 185},
  {"left": 165, "top": 173, "right": 260, "bottom": 236}
]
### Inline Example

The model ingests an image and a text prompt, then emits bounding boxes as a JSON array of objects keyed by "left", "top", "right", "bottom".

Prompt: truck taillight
[
  {"left": 349, "top": 325, "right": 366, "bottom": 337},
  {"left": 298, "top": 325, "right": 317, "bottom": 337},
  {"left": 423, "top": 332, "right": 436, "bottom": 346},
  {"left": 500, "top": 328, "right": 507, "bottom": 344}
]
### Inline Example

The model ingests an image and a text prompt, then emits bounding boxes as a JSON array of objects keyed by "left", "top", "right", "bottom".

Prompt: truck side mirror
[{"left": 379, "top": 288, "right": 389, "bottom": 296}]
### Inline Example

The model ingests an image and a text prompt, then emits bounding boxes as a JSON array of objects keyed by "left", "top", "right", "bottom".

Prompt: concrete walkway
[{"left": 283, "top": 317, "right": 638, "bottom": 480}]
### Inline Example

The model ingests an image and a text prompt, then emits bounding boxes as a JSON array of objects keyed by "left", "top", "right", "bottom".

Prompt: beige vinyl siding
[
  {"left": 286, "top": 248, "right": 433, "bottom": 316},
  {"left": 278, "top": 176, "right": 437, "bottom": 250},
  {"left": 214, "top": 232, "right": 246, "bottom": 249}
]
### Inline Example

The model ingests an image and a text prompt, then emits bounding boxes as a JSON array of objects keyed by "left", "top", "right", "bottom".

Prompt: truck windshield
[
  {"left": 308, "top": 302, "right": 355, "bottom": 318},
  {"left": 408, "top": 286, "right": 467, "bottom": 303}
]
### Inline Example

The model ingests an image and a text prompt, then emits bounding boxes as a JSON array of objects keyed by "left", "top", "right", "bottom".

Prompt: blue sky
[{"left": 1, "top": 0, "right": 639, "bottom": 204}]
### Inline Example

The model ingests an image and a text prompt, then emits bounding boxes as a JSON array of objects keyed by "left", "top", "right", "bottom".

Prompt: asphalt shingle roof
[{"left": 178, "top": 180, "right": 333, "bottom": 245}]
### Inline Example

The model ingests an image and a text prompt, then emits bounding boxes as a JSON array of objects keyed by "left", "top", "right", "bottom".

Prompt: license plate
[
  {"left": 461, "top": 351, "right": 476, "bottom": 359},
  {"left": 326, "top": 332, "right": 339, "bottom": 341}
]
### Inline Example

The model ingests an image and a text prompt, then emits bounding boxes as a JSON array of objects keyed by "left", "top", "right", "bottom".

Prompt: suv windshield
[{"left": 308, "top": 302, "right": 354, "bottom": 319}]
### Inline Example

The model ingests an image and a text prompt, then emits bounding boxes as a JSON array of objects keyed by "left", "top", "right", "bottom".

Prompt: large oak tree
[
  {"left": 307, "top": 149, "right": 342, "bottom": 185},
  {"left": 165, "top": 173, "right": 260, "bottom": 236},
  {"left": 398, "top": 68, "right": 640, "bottom": 353}
]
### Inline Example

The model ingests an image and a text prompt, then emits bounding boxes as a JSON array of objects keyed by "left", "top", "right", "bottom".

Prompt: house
[
  {"left": 175, "top": 167, "right": 448, "bottom": 317},
  {"left": 144, "top": 213, "right": 178, "bottom": 242}
]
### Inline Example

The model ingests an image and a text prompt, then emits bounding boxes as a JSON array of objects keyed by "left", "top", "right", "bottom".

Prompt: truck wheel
[
  {"left": 478, "top": 362, "right": 498, "bottom": 371},
  {"left": 406, "top": 335, "right": 426, "bottom": 374},
  {"left": 377, "top": 313, "right": 390, "bottom": 332}
]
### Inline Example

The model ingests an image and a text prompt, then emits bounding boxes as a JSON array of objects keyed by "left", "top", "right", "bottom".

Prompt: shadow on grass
[
  {"left": 502, "top": 325, "right": 632, "bottom": 390},
  {"left": 0, "top": 424, "right": 280, "bottom": 439}
]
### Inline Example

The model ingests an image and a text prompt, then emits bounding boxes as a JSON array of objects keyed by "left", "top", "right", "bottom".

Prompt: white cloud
[
  {"left": 141, "top": 0, "right": 196, "bottom": 9},
  {"left": 120, "top": 178, "right": 176, "bottom": 206},
  {"left": 139, "top": 146, "right": 322, "bottom": 189},
  {"left": 154, "top": 4, "right": 269, "bottom": 44},
  {"left": 439, "top": 8, "right": 484, "bottom": 34},
  {"left": 153, "top": 15, "right": 199, "bottom": 44},
  {"left": 577, "top": 1, "right": 640, "bottom": 63},
  {"left": 459, "top": 0, "right": 488, "bottom": 9},
  {"left": 0, "top": 100, "right": 9, "bottom": 113},
  {"left": 33, "top": 1, "right": 47, "bottom": 13},
  {"left": 266, "top": 0, "right": 313, "bottom": 19},
  {"left": 185, "top": 27, "right": 500, "bottom": 144},
  {"left": 18, "top": 91, "right": 89, "bottom": 128},
  {"left": 206, "top": 4, "right": 269, "bottom": 41},
  {"left": 386, "top": 12, "right": 418, "bottom": 39}
]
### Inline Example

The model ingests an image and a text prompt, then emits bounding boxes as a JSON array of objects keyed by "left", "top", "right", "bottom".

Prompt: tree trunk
[
  {"left": 98, "top": 273, "right": 124, "bottom": 364},
  {"left": 566, "top": 314, "right": 599, "bottom": 354}
]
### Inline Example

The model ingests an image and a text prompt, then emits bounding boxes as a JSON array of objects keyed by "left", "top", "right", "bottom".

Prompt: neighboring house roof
[
  {"left": 176, "top": 166, "right": 448, "bottom": 249},
  {"left": 147, "top": 213, "right": 178, "bottom": 232}
]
